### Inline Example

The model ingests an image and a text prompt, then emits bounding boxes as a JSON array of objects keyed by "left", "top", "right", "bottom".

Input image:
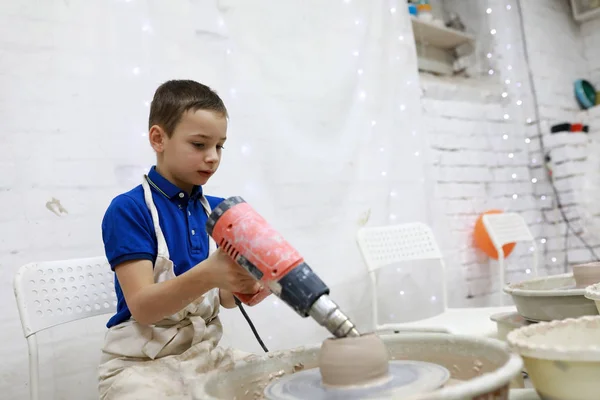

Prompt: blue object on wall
[{"left": 574, "top": 79, "right": 597, "bottom": 109}]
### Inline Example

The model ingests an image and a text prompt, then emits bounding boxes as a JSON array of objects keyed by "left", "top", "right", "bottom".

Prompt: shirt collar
[{"left": 146, "top": 166, "right": 203, "bottom": 200}]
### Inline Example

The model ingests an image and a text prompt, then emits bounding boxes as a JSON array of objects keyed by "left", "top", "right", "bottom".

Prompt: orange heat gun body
[{"left": 206, "top": 197, "right": 359, "bottom": 338}]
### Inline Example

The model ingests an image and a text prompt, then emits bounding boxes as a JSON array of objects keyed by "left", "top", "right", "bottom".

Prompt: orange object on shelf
[{"left": 473, "top": 210, "right": 516, "bottom": 260}]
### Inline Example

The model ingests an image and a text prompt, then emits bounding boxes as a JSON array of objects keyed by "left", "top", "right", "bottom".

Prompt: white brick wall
[{"left": 582, "top": 18, "right": 600, "bottom": 88}]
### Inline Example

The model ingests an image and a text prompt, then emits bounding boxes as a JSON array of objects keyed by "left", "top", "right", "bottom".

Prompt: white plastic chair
[
  {"left": 482, "top": 212, "right": 538, "bottom": 305},
  {"left": 13, "top": 257, "right": 117, "bottom": 400},
  {"left": 357, "top": 222, "right": 516, "bottom": 337}
]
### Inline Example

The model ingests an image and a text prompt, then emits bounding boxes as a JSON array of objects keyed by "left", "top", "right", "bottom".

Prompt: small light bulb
[
  {"left": 512, "top": 194, "right": 518, "bottom": 199},
  {"left": 525, "top": 138, "right": 531, "bottom": 144},
  {"left": 516, "top": 100, "right": 523, "bottom": 105},
  {"left": 411, "top": 130, "right": 417, "bottom": 136},
  {"left": 381, "top": 171, "right": 387, "bottom": 176},
  {"left": 414, "top": 151, "right": 420, "bottom": 157},
  {"left": 541, "top": 238, "right": 547, "bottom": 244},
  {"left": 355, "top": 19, "right": 360, "bottom": 25},
  {"left": 226, "top": 48, "right": 232, "bottom": 55},
  {"left": 144, "top": 101, "right": 150, "bottom": 107},
  {"left": 400, "top": 290, "right": 405, "bottom": 295},
  {"left": 506, "top": 44, "right": 512, "bottom": 50},
  {"left": 489, "top": 69, "right": 495, "bottom": 75},
  {"left": 507, "top": 65, "right": 513, "bottom": 70},
  {"left": 541, "top": 195, "right": 546, "bottom": 200},
  {"left": 526, "top": 268, "right": 531, "bottom": 274},
  {"left": 358, "top": 68, "right": 364, "bottom": 75},
  {"left": 371, "top": 120, "right": 377, "bottom": 126},
  {"left": 431, "top": 296, "right": 437, "bottom": 302},
  {"left": 359, "top": 91, "right": 366, "bottom": 100},
  {"left": 490, "top": 29, "right": 497, "bottom": 35},
  {"left": 505, "top": 79, "right": 511, "bottom": 84},
  {"left": 532, "top": 158, "right": 537, "bottom": 164},
  {"left": 140, "top": 132, "right": 146, "bottom": 137},
  {"left": 486, "top": 8, "right": 492, "bottom": 14},
  {"left": 552, "top": 257, "right": 557, "bottom": 263},
  {"left": 132, "top": 67, "right": 140, "bottom": 75},
  {"left": 504, "top": 114, "right": 510, "bottom": 120},
  {"left": 399, "top": 104, "right": 406, "bottom": 111},
  {"left": 398, "top": 35, "right": 404, "bottom": 41},
  {"left": 506, "top": 4, "right": 512, "bottom": 10},
  {"left": 487, "top": 53, "right": 492, "bottom": 58},
  {"left": 508, "top": 153, "right": 514, "bottom": 158},
  {"left": 526, "top": 118, "right": 533, "bottom": 123},
  {"left": 379, "top": 147, "right": 385, "bottom": 152},
  {"left": 389, "top": 213, "right": 397, "bottom": 220},
  {"left": 390, "top": 191, "right": 397, "bottom": 197},
  {"left": 532, "top": 178, "right": 537, "bottom": 183},
  {"left": 406, "top": 80, "right": 412, "bottom": 86},
  {"left": 512, "top": 173, "right": 517, "bottom": 179},
  {"left": 529, "top": 247, "right": 534, "bottom": 253},
  {"left": 516, "top": 82, "right": 522, "bottom": 87},
  {"left": 503, "top": 134, "right": 508, "bottom": 140},
  {"left": 353, "top": 50, "right": 359, "bottom": 56},
  {"left": 390, "top": 7, "right": 396, "bottom": 13},
  {"left": 502, "top": 92, "right": 508, "bottom": 98}
]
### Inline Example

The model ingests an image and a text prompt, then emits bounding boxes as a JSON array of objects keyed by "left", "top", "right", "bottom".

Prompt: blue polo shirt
[{"left": 101, "top": 166, "right": 224, "bottom": 328}]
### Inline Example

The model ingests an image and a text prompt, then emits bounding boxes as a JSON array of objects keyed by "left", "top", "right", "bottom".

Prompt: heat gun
[{"left": 206, "top": 197, "right": 360, "bottom": 338}]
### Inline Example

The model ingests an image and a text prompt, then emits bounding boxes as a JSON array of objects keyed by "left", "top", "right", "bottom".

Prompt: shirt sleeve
[{"left": 102, "top": 194, "right": 157, "bottom": 270}]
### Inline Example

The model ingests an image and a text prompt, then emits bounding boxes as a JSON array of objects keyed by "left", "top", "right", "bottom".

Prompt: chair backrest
[
  {"left": 357, "top": 222, "right": 448, "bottom": 329},
  {"left": 482, "top": 212, "right": 534, "bottom": 249},
  {"left": 14, "top": 256, "right": 117, "bottom": 337},
  {"left": 356, "top": 222, "right": 443, "bottom": 272}
]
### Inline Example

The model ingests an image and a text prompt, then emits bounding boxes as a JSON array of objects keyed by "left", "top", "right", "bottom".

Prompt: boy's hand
[{"left": 205, "top": 249, "right": 262, "bottom": 294}]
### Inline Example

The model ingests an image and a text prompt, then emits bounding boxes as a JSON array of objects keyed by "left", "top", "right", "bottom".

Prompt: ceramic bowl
[
  {"left": 508, "top": 316, "right": 600, "bottom": 400},
  {"left": 575, "top": 79, "right": 597, "bottom": 109},
  {"left": 573, "top": 262, "right": 600, "bottom": 288},
  {"left": 584, "top": 283, "right": 600, "bottom": 314},
  {"left": 504, "top": 273, "right": 598, "bottom": 322}
]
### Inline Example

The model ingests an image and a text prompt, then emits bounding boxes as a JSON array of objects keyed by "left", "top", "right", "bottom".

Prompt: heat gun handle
[{"left": 233, "top": 286, "right": 272, "bottom": 306}]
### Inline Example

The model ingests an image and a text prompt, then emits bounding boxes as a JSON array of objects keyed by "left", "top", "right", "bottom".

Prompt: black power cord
[
  {"left": 235, "top": 296, "right": 269, "bottom": 353},
  {"left": 515, "top": 0, "right": 600, "bottom": 270}
]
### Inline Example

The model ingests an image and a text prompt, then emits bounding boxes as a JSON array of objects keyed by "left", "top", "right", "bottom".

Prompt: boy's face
[{"left": 151, "top": 109, "right": 227, "bottom": 191}]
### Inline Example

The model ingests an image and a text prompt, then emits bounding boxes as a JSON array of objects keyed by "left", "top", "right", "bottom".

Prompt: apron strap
[
  {"left": 142, "top": 175, "right": 170, "bottom": 259},
  {"left": 199, "top": 196, "right": 217, "bottom": 255}
]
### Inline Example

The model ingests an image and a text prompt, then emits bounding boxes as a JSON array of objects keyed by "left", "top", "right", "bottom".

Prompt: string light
[
  {"left": 487, "top": 53, "right": 493, "bottom": 58},
  {"left": 541, "top": 238, "right": 547, "bottom": 244},
  {"left": 503, "top": 134, "right": 508, "bottom": 140},
  {"left": 490, "top": 29, "right": 497, "bottom": 35},
  {"left": 508, "top": 153, "right": 514, "bottom": 158},
  {"left": 532, "top": 178, "right": 538, "bottom": 183},
  {"left": 525, "top": 138, "right": 531, "bottom": 143},
  {"left": 399, "top": 104, "right": 406, "bottom": 111},
  {"left": 398, "top": 35, "right": 404, "bottom": 41},
  {"left": 516, "top": 100, "right": 523, "bottom": 105},
  {"left": 352, "top": 50, "right": 360, "bottom": 56},
  {"left": 486, "top": 8, "right": 492, "bottom": 14},
  {"left": 390, "top": 7, "right": 396, "bottom": 13}
]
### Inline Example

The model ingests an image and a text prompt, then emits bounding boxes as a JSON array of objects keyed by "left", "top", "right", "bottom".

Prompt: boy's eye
[
  {"left": 192, "top": 143, "right": 205, "bottom": 148},
  {"left": 217, "top": 145, "right": 225, "bottom": 150}
]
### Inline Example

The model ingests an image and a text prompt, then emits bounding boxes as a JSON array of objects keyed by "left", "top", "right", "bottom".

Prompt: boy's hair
[{"left": 149, "top": 80, "right": 228, "bottom": 136}]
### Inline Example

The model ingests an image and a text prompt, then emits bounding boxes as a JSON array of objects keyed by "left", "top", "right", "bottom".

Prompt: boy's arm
[{"left": 116, "top": 249, "right": 260, "bottom": 325}]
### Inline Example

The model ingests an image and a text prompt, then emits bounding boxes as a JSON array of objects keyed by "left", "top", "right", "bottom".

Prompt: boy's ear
[{"left": 149, "top": 125, "right": 167, "bottom": 153}]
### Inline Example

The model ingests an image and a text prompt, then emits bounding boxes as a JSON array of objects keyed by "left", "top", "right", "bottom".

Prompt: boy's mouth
[{"left": 198, "top": 170, "right": 214, "bottom": 177}]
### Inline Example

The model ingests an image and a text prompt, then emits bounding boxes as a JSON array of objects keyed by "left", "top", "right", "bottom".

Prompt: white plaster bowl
[
  {"left": 191, "top": 333, "right": 523, "bottom": 400},
  {"left": 507, "top": 316, "right": 600, "bottom": 400},
  {"left": 584, "top": 282, "right": 600, "bottom": 314},
  {"left": 504, "top": 273, "right": 598, "bottom": 322}
]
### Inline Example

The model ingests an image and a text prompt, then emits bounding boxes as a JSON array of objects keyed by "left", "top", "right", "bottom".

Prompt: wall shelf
[
  {"left": 411, "top": 16, "right": 475, "bottom": 76},
  {"left": 570, "top": 0, "right": 600, "bottom": 22},
  {"left": 411, "top": 17, "right": 475, "bottom": 49}
]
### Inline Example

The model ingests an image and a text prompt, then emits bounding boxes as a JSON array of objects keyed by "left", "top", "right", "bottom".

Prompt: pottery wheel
[{"left": 263, "top": 360, "right": 450, "bottom": 400}]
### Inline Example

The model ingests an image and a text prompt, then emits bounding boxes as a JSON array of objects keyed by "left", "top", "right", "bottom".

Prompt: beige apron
[{"left": 98, "top": 176, "right": 246, "bottom": 400}]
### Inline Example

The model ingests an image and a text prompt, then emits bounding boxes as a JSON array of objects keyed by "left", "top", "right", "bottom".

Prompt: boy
[{"left": 98, "top": 80, "right": 262, "bottom": 399}]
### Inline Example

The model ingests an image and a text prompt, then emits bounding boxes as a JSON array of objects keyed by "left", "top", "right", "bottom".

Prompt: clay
[
  {"left": 573, "top": 262, "right": 600, "bottom": 288},
  {"left": 318, "top": 333, "right": 391, "bottom": 389}
]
